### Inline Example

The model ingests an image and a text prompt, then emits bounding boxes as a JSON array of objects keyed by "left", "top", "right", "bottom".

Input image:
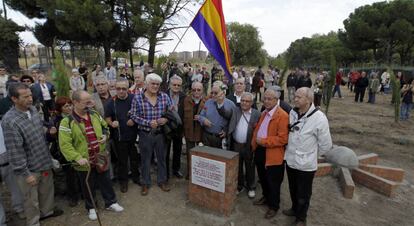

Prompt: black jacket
[
  {"left": 287, "top": 73, "right": 297, "bottom": 87},
  {"left": 355, "top": 77, "right": 369, "bottom": 88}
]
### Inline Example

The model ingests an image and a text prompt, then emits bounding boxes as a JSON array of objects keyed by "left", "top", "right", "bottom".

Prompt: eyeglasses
[
  {"left": 63, "top": 104, "right": 73, "bottom": 108},
  {"left": 172, "top": 84, "right": 182, "bottom": 87},
  {"left": 263, "top": 97, "right": 276, "bottom": 101},
  {"left": 241, "top": 99, "right": 252, "bottom": 102},
  {"left": 192, "top": 88, "right": 202, "bottom": 92},
  {"left": 116, "top": 87, "right": 128, "bottom": 91},
  {"left": 211, "top": 91, "right": 219, "bottom": 95}
]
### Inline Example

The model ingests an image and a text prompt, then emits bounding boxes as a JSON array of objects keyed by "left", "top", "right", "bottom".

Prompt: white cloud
[{"left": 3, "top": 0, "right": 381, "bottom": 56}]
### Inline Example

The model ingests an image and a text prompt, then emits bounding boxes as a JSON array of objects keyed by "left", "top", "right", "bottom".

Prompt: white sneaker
[
  {"left": 248, "top": 190, "right": 256, "bottom": 199},
  {"left": 88, "top": 209, "right": 97, "bottom": 221},
  {"left": 106, "top": 203, "right": 124, "bottom": 212}
]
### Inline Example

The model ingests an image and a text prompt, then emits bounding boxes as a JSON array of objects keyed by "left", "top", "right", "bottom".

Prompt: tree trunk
[
  {"left": 103, "top": 41, "right": 111, "bottom": 63},
  {"left": 148, "top": 34, "right": 157, "bottom": 67}
]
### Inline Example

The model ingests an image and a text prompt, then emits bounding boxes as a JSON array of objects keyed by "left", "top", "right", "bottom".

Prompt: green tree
[
  {"left": 52, "top": 51, "right": 70, "bottom": 98},
  {"left": 227, "top": 22, "right": 267, "bottom": 66},
  {"left": 0, "top": 10, "right": 24, "bottom": 71}
]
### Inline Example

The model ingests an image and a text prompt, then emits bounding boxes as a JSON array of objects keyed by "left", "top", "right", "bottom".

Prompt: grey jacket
[{"left": 228, "top": 107, "right": 261, "bottom": 150}]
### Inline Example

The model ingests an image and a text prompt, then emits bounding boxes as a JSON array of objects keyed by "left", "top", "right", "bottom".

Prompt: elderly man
[
  {"left": 183, "top": 82, "right": 205, "bottom": 179},
  {"left": 2, "top": 83, "right": 63, "bottom": 226},
  {"left": 251, "top": 86, "right": 289, "bottom": 219},
  {"left": 228, "top": 92, "right": 260, "bottom": 198},
  {"left": 59, "top": 90, "right": 124, "bottom": 221},
  {"left": 227, "top": 77, "right": 246, "bottom": 108},
  {"left": 198, "top": 81, "right": 235, "bottom": 148},
  {"left": 104, "top": 80, "right": 140, "bottom": 193},
  {"left": 129, "top": 69, "right": 145, "bottom": 94},
  {"left": 0, "top": 65, "right": 8, "bottom": 99},
  {"left": 166, "top": 75, "right": 186, "bottom": 179},
  {"left": 92, "top": 77, "right": 111, "bottom": 117},
  {"left": 283, "top": 87, "right": 332, "bottom": 226},
  {"left": 130, "top": 73, "right": 172, "bottom": 195}
]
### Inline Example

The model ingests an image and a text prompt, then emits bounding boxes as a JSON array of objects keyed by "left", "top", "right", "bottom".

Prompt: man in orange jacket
[{"left": 251, "top": 86, "right": 289, "bottom": 219}]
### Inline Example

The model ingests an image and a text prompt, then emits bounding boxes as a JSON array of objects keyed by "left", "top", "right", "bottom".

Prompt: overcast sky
[{"left": 2, "top": 0, "right": 382, "bottom": 56}]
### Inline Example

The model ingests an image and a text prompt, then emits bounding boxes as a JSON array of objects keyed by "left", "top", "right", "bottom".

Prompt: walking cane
[{"left": 85, "top": 164, "right": 103, "bottom": 226}]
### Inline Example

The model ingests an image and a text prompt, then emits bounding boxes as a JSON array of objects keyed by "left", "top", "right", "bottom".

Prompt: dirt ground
[{"left": 3, "top": 87, "right": 414, "bottom": 226}]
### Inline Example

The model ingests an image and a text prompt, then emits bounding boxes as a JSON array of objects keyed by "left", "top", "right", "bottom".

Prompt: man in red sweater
[{"left": 332, "top": 68, "right": 343, "bottom": 98}]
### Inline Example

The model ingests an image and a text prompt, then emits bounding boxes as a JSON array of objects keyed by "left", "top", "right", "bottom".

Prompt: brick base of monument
[{"left": 188, "top": 146, "right": 239, "bottom": 216}]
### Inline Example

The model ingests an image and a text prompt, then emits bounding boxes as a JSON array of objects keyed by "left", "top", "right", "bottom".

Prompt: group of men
[{"left": 0, "top": 62, "right": 333, "bottom": 226}]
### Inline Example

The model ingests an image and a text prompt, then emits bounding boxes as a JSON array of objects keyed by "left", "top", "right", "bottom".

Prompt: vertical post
[
  {"left": 24, "top": 45, "right": 28, "bottom": 69},
  {"left": 2, "top": 0, "right": 7, "bottom": 20}
]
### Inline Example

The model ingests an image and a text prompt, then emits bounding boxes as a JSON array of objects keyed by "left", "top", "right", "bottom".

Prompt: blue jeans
[
  {"left": 400, "top": 103, "right": 413, "bottom": 120},
  {"left": 368, "top": 91, "right": 376, "bottom": 103},
  {"left": 332, "top": 85, "right": 342, "bottom": 98},
  {"left": 138, "top": 131, "right": 167, "bottom": 186}
]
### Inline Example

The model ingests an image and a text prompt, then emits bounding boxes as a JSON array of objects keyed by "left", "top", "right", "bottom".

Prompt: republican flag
[{"left": 191, "top": 0, "right": 232, "bottom": 80}]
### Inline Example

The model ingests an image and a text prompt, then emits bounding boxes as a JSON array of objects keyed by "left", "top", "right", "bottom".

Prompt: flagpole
[{"left": 170, "top": 26, "right": 191, "bottom": 54}]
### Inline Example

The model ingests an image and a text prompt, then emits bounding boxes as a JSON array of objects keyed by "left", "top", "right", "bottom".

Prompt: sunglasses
[{"left": 172, "top": 84, "right": 182, "bottom": 87}]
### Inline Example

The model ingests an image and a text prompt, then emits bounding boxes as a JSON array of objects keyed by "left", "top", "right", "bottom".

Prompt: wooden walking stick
[{"left": 85, "top": 164, "right": 103, "bottom": 226}]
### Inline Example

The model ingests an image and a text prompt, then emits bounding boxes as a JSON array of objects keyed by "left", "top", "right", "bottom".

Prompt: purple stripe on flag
[{"left": 191, "top": 13, "right": 232, "bottom": 80}]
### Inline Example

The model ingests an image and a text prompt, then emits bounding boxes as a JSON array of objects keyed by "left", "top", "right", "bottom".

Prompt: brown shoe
[
  {"left": 141, "top": 185, "right": 149, "bottom": 196},
  {"left": 159, "top": 183, "right": 171, "bottom": 192},
  {"left": 264, "top": 209, "right": 278, "bottom": 219},
  {"left": 120, "top": 183, "right": 128, "bottom": 193},
  {"left": 253, "top": 196, "right": 267, "bottom": 206}
]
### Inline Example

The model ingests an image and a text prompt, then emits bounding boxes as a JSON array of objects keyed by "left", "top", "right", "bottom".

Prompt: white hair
[
  {"left": 169, "top": 75, "right": 182, "bottom": 83},
  {"left": 241, "top": 92, "right": 254, "bottom": 100},
  {"left": 298, "top": 87, "right": 314, "bottom": 102},
  {"left": 145, "top": 73, "right": 162, "bottom": 83},
  {"left": 133, "top": 69, "right": 144, "bottom": 77},
  {"left": 192, "top": 81, "right": 203, "bottom": 89},
  {"left": 265, "top": 85, "right": 282, "bottom": 99},
  {"left": 235, "top": 77, "right": 245, "bottom": 83}
]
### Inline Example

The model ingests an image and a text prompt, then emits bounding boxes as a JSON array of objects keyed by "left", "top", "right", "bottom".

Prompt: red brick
[
  {"left": 315, "top": 163, "right": 333, "bottom": 177},
  {"left": 351, "top": 168, "right": 398, "bottom": 197},
  {"left": 338, "top": 167, "right": 355, "bottom": 199},
  {"left": 358, "top": 153, "right": 379, "bottom": 165},
  {"left": 358, "top": 164, "right": 405, "bottom": 182}
]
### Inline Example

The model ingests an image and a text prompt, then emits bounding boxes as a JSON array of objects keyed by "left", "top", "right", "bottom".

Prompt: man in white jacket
[{"left": 283, "top": 87, "right": 332, "bottom": 226}]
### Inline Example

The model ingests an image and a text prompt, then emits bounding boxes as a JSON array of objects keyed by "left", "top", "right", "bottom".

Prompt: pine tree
[
  {"left": 53, "top": 51, "right": 70, "bottom": 98},
  {"left": 389, "top": 68, "right": 401, "bottom": 123},
  {"left": 325, "top": 53, "right": 336, "bottom": 115}
]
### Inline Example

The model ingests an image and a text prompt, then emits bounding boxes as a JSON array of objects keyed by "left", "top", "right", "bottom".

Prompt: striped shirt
[
  {"left": 1, "top": 106, "right": 52, "bottom": 177},
  {"left": 73, "top": 112, "right": 100, "bottom": 165},
  {"left": 130, "top": 91, "right": 172, "bottom": 131}
]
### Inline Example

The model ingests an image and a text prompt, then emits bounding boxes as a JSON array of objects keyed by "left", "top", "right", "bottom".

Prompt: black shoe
[
  {"left": 40, "top": 208, "right": 64, "bottom": 221},
  {"left": 68, "top": 199, "right": 78, "bottom": 207},
  {"left": 253, "top": 196, "right": 267, "bottom": 206},
  {"left": 264, "top": 208, "right": 278, "bottom": 219},
  {"left": 120, "top": 182, "right": 128, "bottom": 193},
  {"left": 133, "top": 180, "right": 142, "bottom": 186},
  {"left": 173, "top": 171, "right": 184, "bottom": 179},
  {"left": 282, "top": 208, "right": 296, "bottom": 217}
]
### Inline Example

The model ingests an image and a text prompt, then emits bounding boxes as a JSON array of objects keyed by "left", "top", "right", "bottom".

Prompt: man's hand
[
  {"left": 25, "top": 175, "right": 37, "bottom": 186},
  {"left": 49, "top": 127, "right": 57, "bottom": 135},
  {"left": 204, "top": 119, "right": 212, "bottom": 127},
  {"left": 77, "top": 158, "right": 89, "bottom": 166},
  {"left": 157, "top": 117, "right": 168, "bottom": 126},
  {"left": 111, "top": 121, "right": 119, "bottom": 128},
  {"left": 218, "top": 130, "right": 226, "bottom": 138},
  {"left": 126, "top": 119, "right": 135, "bottom": 127},
  {"left": 256, "top": 137, "right": 263, "bottom": 146},
  {"left": 98, "top": 135, "right": 107, "bottom": 144},
  {"left": 194, "top": 115, "right": 199, "bottom": 121},
  {"left": 150, "top": 120, "right": 158, "bottom": 129}
]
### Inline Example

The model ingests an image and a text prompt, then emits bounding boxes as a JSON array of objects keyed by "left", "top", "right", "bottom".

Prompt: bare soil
[{"left": 3, "top": 87, "right": 414, "bottom": 226}]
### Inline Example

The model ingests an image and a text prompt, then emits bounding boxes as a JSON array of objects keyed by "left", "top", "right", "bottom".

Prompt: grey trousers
[
  {"left": 0, "top": 199, "right": 5, "bottom": 226},
  {"left": 0, "top": 164, "right": 24, "bottom": 213},
  {"left": 16, "top": 169, "right": 54, "bottom": 226}
]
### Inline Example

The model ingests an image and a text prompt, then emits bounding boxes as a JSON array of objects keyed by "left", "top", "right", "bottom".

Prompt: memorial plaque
[{"left": 191, "top": 155, "right": 226, "bottom": 193}]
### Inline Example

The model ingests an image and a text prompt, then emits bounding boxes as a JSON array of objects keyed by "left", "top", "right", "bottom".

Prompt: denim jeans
[
  {"left": 368, "top": 91, "right": 376, "bottom": 103},
  {"left": 400, "top": 103, "right": 413, "bottom": 120},
  {"left": 138, "top": 131, "right": 167, "bottom": 186},
  {"left": 332, "top": 85, "right": 342, "bottom": 98}
]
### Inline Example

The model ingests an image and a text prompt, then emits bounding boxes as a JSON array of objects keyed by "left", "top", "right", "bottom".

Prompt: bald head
[
  {"left": 294, "top": 87, "right": 313, "bottom": 112},
  {"left": 191, "top": 82, "right": 203, "bottom": 99}
]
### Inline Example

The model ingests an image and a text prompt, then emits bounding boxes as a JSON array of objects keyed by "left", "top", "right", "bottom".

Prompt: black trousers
[
  {"left": 254, "top": 146, "right": 284, "bottom": 210},
  {"left": 233, "top": 142, "right": 255, "bottom": 190},
  {"left": 202, "top": 132, "right": 222, "bottom": 149},
  {"left": 63, "top": 165, "right": 81, "bottom": 201},
  {"left": 166, "top": 135, "right": 183, "bottom": 177},
  {"left": 286, "top": 164, "right": 315, "bottom": 221},
  {"left": 354, "top": 87, "right": 366, "bottom": 102},
  {"left": 42, "top": 99, "right": 54, "bottom": 121},
  {"left": 114, "top": 140, "right": 140, "bottom": 183},
  {"left": 77, "top": 168, "right": 117, "bottom": 210}
]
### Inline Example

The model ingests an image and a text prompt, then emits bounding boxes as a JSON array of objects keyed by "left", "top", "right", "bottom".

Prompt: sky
[{"left": 1, "top": 0, "right": 382, "bottom": 56}]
